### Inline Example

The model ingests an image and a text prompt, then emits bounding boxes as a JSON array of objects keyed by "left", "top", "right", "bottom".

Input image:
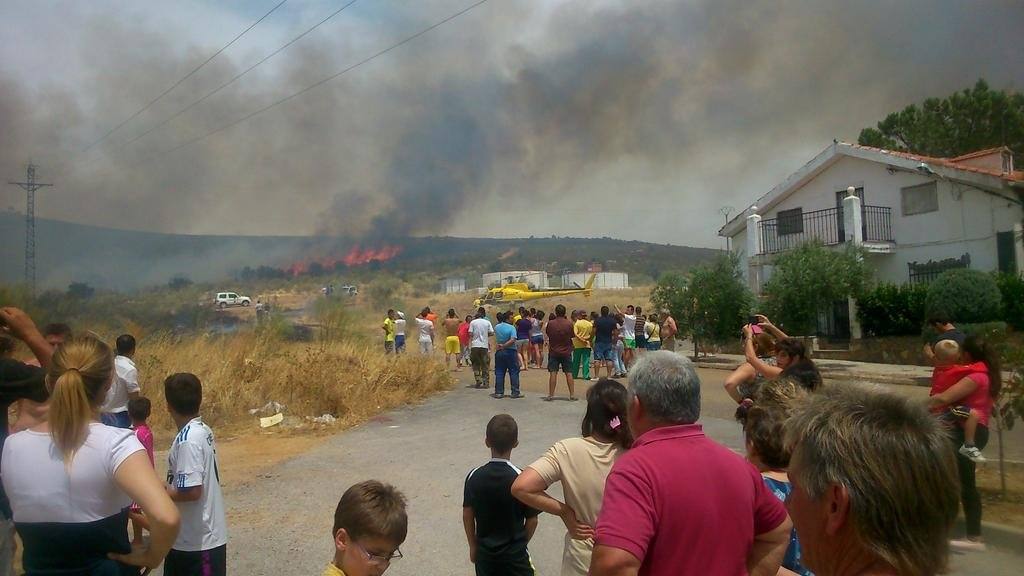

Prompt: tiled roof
[
  {"left": 950, "top": 146, "right": 1013, "bottom": 162},
  {"left": 845, "top": 143, "right": 1024, "bottom": 182}
]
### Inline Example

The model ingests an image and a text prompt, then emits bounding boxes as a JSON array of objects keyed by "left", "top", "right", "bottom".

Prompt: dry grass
[{"left": 133, "top": 332, "right": 453, "bottom": 436}]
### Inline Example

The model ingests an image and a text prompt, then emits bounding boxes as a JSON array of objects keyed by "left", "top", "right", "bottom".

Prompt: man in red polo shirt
[{"left": 590, "top": 351, "right": 791, "bottom": 576}]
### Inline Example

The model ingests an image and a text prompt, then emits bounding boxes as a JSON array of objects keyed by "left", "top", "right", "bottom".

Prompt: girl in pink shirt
[{"left": 128, "top": 397, "right": 155, "bottom": 544}]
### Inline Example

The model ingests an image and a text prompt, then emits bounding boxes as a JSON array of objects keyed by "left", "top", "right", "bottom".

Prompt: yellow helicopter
[{"left": 473, "top": 274, "right": 597, "bottom": 308}]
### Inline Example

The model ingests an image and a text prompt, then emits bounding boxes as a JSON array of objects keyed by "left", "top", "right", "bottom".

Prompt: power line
[
  {"left": 157, "top": 0, "right": 490, "bottom": 158},
  {"left": 83, "top": 0, "right": 289, "bottom": 152},
  {"left": 114, "top": 0, "right": 360, "bottom": 153}
]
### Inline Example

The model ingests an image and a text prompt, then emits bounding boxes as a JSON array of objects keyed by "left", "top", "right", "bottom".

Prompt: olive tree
[
  {"left": 761, "top": 242, "right": 871, "bottom": 335},
  {"left": 651, "top": 253, "right": 752, "bottom": 354}
]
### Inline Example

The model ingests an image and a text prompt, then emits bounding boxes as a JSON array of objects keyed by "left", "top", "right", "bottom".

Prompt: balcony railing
[{"left": 757, "top": 205, "right": 893, "bottom": 255}]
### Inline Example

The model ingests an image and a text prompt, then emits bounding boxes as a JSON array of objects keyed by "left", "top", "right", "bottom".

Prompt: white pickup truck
[{"left": 215, "top": 292, "right": 251, "bottom": 309}]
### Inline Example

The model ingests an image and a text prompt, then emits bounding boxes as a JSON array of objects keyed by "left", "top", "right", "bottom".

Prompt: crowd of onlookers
[
  {"left": 382, "top": 303, "right": 680, "bottom": 401},
  {"left": 0, "top": 307, "right": 224, "bottom": 575},
  {"left": 0, "top": 300, "right": 1002, "bottom": 575}
]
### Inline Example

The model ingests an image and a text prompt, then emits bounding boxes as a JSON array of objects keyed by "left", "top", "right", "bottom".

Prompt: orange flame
[
  {"left": 287, "top": 244, "right": 402, "bottom": 275},
  {"left": 343, "top": 245, "right": 402, "bottom": 266}
]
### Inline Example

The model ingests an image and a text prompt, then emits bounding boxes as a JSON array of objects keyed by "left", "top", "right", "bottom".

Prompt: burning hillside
[{"left": 286, "top": 244, "right": 403, "bottom": 276}]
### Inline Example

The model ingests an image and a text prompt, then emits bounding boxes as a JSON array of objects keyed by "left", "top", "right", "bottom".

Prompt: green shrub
[
  {"left": 961, "top": 321, "right": 1010, "bottom": 345},
  {"left": 856, "top": 283, "right": 928, "bottom": 336},
  {"left": 650, "top": 254, "right": 752, "bottom": 345},
  {"left": 920, "top": 321, "right": 1009, "bottom": 347},
  {"left": 761, "top": 242, "right": 870, "bottom": 334},
  {"left": 924, "top": 269, "right": 1002, "bottom": 324},
  {"left": 995, "top": 272, "right": 1024, "bottom": 330}
]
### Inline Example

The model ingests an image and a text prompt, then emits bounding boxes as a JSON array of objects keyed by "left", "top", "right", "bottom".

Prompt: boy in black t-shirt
[{"left": 462, "top": 414, "right": 539, "bottom": 576}]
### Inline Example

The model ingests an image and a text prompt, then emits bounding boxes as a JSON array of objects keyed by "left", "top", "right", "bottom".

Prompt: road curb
[
  {"left": 692, "top": 359, "right": 932, "bottom": 387},
  {"left": 954, "top": 518, "right": 1024, "bottom": 554}
]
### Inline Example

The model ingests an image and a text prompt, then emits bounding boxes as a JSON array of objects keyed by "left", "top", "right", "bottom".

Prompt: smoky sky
[{"left": 1, "top": 0, "right": 1022, "bottom": 247}]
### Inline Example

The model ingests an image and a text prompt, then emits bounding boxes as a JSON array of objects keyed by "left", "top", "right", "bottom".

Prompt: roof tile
[{"left": 844, "top": 142, "right": 1023, "bottom": 182}]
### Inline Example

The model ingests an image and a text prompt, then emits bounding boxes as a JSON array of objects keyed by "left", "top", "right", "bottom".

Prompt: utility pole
[
  {"left": 9, "top": 163, "right": 53, "bottom": 296},
  {"left": 719, "top": 206, "right": 734, "bottom": 251}
]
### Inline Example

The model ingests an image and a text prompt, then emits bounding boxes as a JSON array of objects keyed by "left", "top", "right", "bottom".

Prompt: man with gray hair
[
  {"left": 783, "top": 384, "right": 959, "bottom": 576},
  {"left": 591, "top": 351, "right": 791, "bottom": 576}
]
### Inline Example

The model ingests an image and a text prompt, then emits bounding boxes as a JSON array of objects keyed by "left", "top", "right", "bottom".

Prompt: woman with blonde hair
[
  {"left": 512, "top": 379, "right": 633, "bottom": 575},
  {"left": 1, "top": 333, "right": 180, "bottom": 575}
]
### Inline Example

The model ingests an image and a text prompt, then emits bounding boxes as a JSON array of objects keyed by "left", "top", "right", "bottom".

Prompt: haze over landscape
[{"left": 2, "top": 0, "right": 1022, "bottom": 251}]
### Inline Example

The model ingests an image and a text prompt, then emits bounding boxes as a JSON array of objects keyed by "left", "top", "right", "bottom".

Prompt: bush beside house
[
  {"left": 856, "top": 283, "right": 928, "bottom": 337},
  {"left": 924, "top": 268, "right": 1003, "bottom": 324}
]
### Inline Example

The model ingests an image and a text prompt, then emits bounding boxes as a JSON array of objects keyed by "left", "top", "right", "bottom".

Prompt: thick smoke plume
[{"left": 1, "top": 0, "right": 1022, "bottom": 252}]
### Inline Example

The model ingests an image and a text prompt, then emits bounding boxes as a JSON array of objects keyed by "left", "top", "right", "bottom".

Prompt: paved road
[{"left": 221, "top": 366, "right": 1019, "bottom": 575}]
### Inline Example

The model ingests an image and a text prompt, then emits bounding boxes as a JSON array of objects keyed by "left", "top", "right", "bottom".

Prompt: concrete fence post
[
  {"left": 842, "top": 187, "right": 863, "bottom": 245},
  {"left": 746, "top": 207, "right": 762, "bottom": 294},
  {"left": 843, "top": 187, "right": 865, "bottom": 340}
]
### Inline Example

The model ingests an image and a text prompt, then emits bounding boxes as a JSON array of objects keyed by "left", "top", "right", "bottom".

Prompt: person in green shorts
[
  {"left": 614, "top": 304, "right": 637, "bottom": 371},
  {"left": 572, "top": 310, "right": 594, "bottom": 381}
]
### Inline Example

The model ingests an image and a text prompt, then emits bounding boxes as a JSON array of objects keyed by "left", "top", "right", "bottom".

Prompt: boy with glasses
[{"left": 325, "top": 480, "right": 408, "bottom": 576}]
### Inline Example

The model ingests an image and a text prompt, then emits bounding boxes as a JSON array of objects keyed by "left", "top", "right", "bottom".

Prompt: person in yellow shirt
[
  {"left": 382, "top": 310, "right": 397, "bottom": 354},
  {"left": 324, "top": 481, "right": 408, "bottom": 576},
  {"left": 572, "top": 310, "right": 594, "bottom": 381}
]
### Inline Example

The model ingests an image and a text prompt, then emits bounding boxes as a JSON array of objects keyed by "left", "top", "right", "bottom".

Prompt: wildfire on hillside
[{"left": 287, "top": 244, "right": 402, "bottom": 275}]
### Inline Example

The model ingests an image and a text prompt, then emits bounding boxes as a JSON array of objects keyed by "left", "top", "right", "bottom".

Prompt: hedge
[
  {"left": 856, "top": 283, "right": 929, "bottom": 337},
  {"left": 995, "top": 272, "right": 1024, "bottom": 331},
  {"left": 924, "top": 269, "right": 1003, "bottom": 324}
]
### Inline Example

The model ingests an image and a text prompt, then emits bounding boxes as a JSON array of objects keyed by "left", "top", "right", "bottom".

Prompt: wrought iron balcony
[{"left": 757, "top": 205, "right": 893, "bottom": 255}]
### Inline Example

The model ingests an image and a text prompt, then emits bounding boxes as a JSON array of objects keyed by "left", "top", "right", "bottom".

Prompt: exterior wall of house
[
  {"left": 732, "top": 227, "right": 749, "bottom": 284},
  {"left": 735, "top": 156, "right": 1022, "bottom": 289}
]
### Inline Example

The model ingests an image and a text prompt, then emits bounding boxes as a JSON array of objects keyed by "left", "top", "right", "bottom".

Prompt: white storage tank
[
  {"left": 561, "top": 272, "right": 629, "bottom": 290},
  {"left": 440, "top": 278, "right": 466, "bottom": 294},
  {"left": 481, "top": 270, "right": 549, "bottom": 289}
]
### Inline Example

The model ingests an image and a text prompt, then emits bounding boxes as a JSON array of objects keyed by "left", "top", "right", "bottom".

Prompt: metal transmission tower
[{"left": 8, "top": 163, "right": 52, "bottom": 295}]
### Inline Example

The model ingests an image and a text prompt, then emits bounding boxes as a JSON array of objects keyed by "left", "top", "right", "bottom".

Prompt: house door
[
  {"left": 836, "top": 187, "right": 865, "bottom": 243},
  {"left": 816, "top": 300, "right": 852, "bottom": 340},
  {"left": 997, "top": 230, "right": 1017, "bottom": 274}
]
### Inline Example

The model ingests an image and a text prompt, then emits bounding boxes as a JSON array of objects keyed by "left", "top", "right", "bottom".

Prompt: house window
[
  {"left": 777, "top": 207, "right": 804, "bottom": 236},
  {"left": 901, "top": 182, "right": 938, "bottom": 216}
]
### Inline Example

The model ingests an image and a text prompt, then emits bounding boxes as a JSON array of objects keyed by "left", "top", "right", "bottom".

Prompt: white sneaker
[
  {"left": 958, "top": 444, "right": 987, "bottom": 463},
  {"left": 949, "top": 538, "right": 987, "bottom": 552}
]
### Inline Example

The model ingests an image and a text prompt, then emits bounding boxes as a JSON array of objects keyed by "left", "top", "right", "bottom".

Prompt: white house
[{"left": 719, "top": 142, "right": 1024, "bottom": 338}]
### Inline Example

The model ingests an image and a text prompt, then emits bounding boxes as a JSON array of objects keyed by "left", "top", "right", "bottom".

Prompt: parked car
[{"left": 215, "top": 292, "right": 251, "bottom": 309}]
